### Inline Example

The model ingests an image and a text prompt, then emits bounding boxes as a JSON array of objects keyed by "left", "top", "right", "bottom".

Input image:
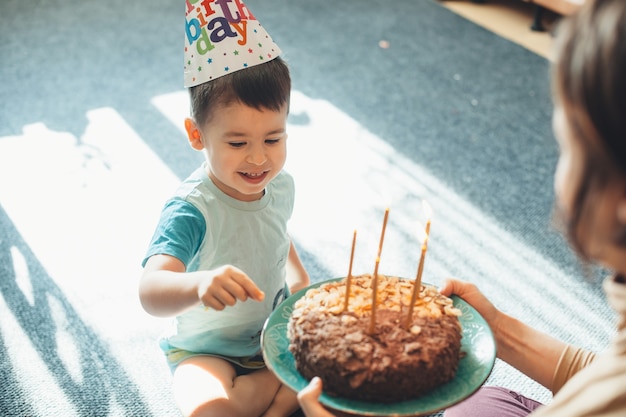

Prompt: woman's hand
[
  {"left": 440, "top": 278, "right": 568, "bottom": 389},
  {"left": 439, "top": 278, "right": 500, "bottom": 329},
  {"left": 297, "top": 377, "right": 336, "bottom": 417}
]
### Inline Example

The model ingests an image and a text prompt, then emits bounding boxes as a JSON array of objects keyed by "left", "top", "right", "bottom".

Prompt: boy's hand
[{"left": 197, "top": 265, "right": 265, "bottom": 310}]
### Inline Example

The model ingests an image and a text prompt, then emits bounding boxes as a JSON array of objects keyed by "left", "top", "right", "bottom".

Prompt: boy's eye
[
  {"left": 265, "top": 138, "right": 281, "bottom": 145},
  {"left": 228, "top": 142, "right": 246, "bottom": 148}
]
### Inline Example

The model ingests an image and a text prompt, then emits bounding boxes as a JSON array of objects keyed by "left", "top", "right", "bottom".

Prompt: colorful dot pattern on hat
[{"left": 184, "top": 0, "right": 282, "bottom": 87}]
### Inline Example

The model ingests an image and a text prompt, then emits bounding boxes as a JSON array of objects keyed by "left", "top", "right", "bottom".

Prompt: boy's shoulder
[
  {"left": 270, "top": 170, "right": 295, "bottom": 195},
  {"left": 174, "top": 166, "right": 211, "bottom": 199},
  {"left": 274, "top": 169, "right": 294, "bottom": 185}
]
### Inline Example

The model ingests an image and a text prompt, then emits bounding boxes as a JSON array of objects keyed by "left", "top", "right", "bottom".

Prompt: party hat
[{"left": 184, "top": 0, "right": 282, "bottom": 87}]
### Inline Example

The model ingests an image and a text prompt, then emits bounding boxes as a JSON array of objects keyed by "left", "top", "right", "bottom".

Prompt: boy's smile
[{"left": 239, "top": 170, "right": 270, "bottom": 184}]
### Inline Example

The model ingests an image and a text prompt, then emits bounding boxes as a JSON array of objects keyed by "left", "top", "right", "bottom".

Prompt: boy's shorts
[{"left": 159, "top": 339, "right": 266, "bottom": 375}]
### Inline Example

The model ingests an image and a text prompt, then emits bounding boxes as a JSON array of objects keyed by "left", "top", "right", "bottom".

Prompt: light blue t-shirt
[{"left": 143, "top": 164, "right": 294, "bottom": 357}]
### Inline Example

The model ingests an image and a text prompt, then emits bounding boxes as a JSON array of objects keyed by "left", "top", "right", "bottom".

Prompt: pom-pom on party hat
[{"left": 184, "top": 0, "right": 282, "bottom": 87}]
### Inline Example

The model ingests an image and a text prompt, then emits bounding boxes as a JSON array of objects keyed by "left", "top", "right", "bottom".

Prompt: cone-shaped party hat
[{"left": 184, "top": 0, "right": 282, "bottom": 87}]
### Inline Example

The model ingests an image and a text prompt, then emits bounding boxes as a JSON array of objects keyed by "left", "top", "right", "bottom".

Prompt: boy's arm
[
  {"left": 286, "top": 240, "right": 310, "bottom": 294},
  {"left": 139, "top": 254, "right": 205, "bottom": 317},
  {"left": 139, "top": 254, "right": 264, "bottom": 317}
]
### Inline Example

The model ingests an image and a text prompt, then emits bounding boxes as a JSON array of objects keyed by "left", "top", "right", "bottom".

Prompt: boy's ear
[{"left": 185, "top": 118, "right": 203, "bottom": 150}]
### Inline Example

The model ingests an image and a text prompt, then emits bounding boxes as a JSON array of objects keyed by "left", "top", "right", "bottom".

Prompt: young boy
[{"left": 140, "top": 2, "right": 309, "bottom": 416}]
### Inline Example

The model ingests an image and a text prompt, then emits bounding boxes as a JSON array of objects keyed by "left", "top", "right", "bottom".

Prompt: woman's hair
[
  {"left": 551, "top": 0, "right": 626, "bottom": 258},
  {"left": 189, "top": 56, "right": 291, "bottom": 128}
]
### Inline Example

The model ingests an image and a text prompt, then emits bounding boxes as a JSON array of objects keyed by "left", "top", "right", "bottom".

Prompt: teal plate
[{"left": 261, "top": 278, "right": 496, "bottom": 417}]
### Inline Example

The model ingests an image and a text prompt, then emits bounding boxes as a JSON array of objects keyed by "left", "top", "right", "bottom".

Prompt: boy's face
[{"left": 188, "top": 102, "right": 288, "bottom": 202}]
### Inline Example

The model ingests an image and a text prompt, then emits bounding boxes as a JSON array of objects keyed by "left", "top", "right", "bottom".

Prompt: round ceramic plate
[{"left": 261, "top": 278, "right": 496, "bottom": 417}]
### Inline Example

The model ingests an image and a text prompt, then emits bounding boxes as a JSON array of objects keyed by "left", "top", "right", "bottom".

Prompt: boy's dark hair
[
  {"left": 189, "top": 56, "right": 291, "bottom": 128},
  {"left": 552, "top": 0, "right": 626, "bottom": 257}
]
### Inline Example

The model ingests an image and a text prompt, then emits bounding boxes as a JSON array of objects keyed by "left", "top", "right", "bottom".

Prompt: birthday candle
[
  {"left": 369, "top": 257, "right": 380, "bottom": 335},
  {"left": 405, "top": 223, "right": 429, "bottom": 328},
  {"left": 343, "top": 230, "right": 357, "bottom": 312},
  {"left": 369, "top": 209, "right": 389, "bottom": 334}
]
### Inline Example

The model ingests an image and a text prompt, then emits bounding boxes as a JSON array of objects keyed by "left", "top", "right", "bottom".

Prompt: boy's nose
[{"left": 247, "top": 147, "right": 267, "bottom": 165}]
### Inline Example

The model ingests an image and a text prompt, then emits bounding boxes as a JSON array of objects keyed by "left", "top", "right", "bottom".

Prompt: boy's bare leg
[
  {"left": 172, "top": 356, "right": 283, "bottom": 417},
  {"left": 261, "top": 384, "right": 300, "bottom": 417}
]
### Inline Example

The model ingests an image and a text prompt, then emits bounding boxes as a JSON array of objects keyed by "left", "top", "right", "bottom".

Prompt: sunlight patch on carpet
[
  {"left": 0, "top": 291, "right": 77, "bottom": 415},
  {"left": 11, "top": 246, "right": 34, "bottom": 307},
  {"left": 48, "top": 294, "right": 84, "bottom": 384},
  {"left": 0, "top": 107, "right": 182, "bottom": 416},
  {"left": 0, "top": 110, "right": 180, "bottom": 331}
]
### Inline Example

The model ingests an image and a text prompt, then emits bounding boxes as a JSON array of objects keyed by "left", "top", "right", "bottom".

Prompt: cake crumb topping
[{"left": 293, "top": 274, "right": 462, "bottom": 320}]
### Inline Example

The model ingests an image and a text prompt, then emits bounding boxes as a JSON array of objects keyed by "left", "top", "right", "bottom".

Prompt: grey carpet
[{"left": 0, "top": 0, "right": 614, "bottom": 416}]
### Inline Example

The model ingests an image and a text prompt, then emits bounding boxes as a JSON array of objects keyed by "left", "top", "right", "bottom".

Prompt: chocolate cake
[{"left": 288, "top": 274, "right": 463, "bottom": 403}]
